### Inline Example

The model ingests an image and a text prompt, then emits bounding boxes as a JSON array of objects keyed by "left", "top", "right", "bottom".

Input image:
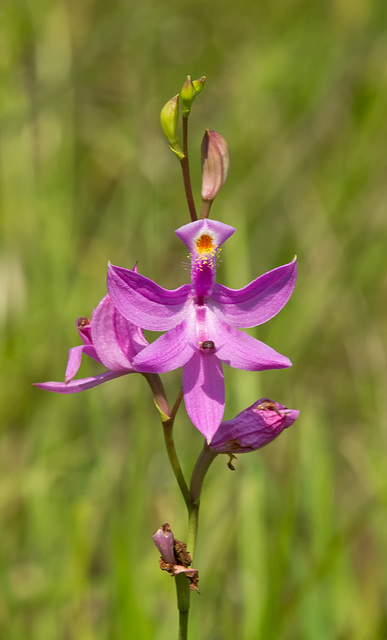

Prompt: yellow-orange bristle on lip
[{"left": 196, "top": 234, "right": 216, "bottom": 254}]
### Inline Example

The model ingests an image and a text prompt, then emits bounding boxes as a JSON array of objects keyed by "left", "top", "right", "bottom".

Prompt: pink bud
[
  {"left": 201, "top": 129, "right": 230, "bottom": 202},
  {"left": 209, "top": 399, "right": 299, "bottom": 454},
  {"left": 152, "top": 523, "right": 176, "bottom": 564}
]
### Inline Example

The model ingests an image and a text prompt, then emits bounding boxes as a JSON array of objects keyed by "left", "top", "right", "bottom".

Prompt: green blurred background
[{"left": 2, "top": 0, "right": 387, "bottom": 638}]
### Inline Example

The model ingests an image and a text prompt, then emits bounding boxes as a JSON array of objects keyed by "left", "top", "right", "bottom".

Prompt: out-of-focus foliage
[{"left": 1, "top": 0, "right": 387, "bottom": 638}]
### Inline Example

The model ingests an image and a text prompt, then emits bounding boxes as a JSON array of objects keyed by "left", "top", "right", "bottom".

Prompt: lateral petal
[
  {"left": 91, "top": 295, "right": 145, "bottom": 371},
  {"left": 34, "top": 370, "right": 129, "bottom": 393},
  {"left": 133, "top": 321, "right": 194, "bottom": 373},
  {"left": 65, "top": 345, "right": 100, "bottom": 383},
  {"left": 212, "top": 258, "right": 297, "bottom": 328},
  {"left": 107, "top": 263, "right": 191, "bottom": 331},
  {"left": 183, "top": 352, "right": 225, "bottom": 443},
  {"left": 215, "top": 321, "right": 292, "bottom": 370}
]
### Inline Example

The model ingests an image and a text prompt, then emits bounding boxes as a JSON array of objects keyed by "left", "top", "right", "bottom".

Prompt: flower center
[{"left": 191, "top": 233, "right": 219, "bottom": 299}]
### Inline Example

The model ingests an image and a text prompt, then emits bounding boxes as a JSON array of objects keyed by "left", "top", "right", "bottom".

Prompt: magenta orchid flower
[
  {"left": 209, "top": 398, "right": 299, "bottom": 454},
  {"left": 35, "top": 294, "right": 148, "bottom": 393},
  {"left": 107, "top": 219, "right": 297, "bottom": 443}
]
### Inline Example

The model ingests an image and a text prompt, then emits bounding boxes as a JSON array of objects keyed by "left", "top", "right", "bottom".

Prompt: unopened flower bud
[
  {"left": 192, "top": 76, "right": 206, "bottom": 96},
  {"left": 180, "top": 75, "right": 206, "bottom": 117},
  {"left": 152, "top": 523, "right": 176, "bottom": 564},
  {"left": 180, "top": 76, "right": 195, "bottom": 117},
  {"left": 160, "top": 95, "right": 184, "bottom": 159},
  {"left": 152, "top": 523, "right": 199, "bottom": 592},
  {"left": 201, "top": 129, "right": 230, "bottom": 202}
]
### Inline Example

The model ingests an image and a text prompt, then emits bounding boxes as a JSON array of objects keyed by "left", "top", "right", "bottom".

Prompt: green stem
[
  {"left": 163, "top": 418, "right": 191, "bottom": 509},
  {"left": 144, "top": 377, "right": 218, "bottom": 639},
  {"left": 187, "top": 446, "right": 218, "bottom": 562},
  {"left": 190, "top": 445, "right": 218, "bottom": 504},
  {"left": 175, "top": 574, "right": 190, "bottom": 640},
  {"left": 187, "top": 502, "right": 200, "bottom": 561},
  {"left": 143, "top": 376, "right": 191, "bottom": 508},
  {"left": 143, "top": 372, "right": 170, "bottom": 418},
  {"left": 199, "top": 198, "right": 212, "bottom": 220},
  {"left": 180, "top": 116, "right": 197, "bottom": 222}
]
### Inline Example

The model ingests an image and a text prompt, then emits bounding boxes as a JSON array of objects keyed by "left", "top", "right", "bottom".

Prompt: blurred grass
[{"left": 1, "top": 0, "right": 387, "bottom": 637}]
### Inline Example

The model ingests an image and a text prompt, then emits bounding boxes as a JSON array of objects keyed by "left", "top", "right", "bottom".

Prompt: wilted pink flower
[
  {"left": 35, "top": 294, "right": 148, "bottom": 393},
  {"left": 209, "top": 398, "right": 299, "bottom": 454},
  {"left": 152, "top": 524, "right": 199, "bottom": 592}
]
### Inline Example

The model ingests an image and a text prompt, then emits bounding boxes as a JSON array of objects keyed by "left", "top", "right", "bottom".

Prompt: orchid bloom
[
  {"left": 107, "top": 219, "right": 296, "bottom": 443},
  {"left": 35, "top": 294, "right": 148, "bottom": 393},
  {"left": 209, "top": 398, "right": 299, "bottom": 454}
]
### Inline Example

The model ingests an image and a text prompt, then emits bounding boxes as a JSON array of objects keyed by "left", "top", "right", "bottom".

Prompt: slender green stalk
[
  {"left": 162, "top": 418, "right": 191, "bottom": 508},
  {"left": 187, "top": 502, "right": 200, "bottom": 560},
  {"left": 190, "top": 445, "right": 218, "bottom": 504},
  {"left": 175, "top": 574, "right": 190, "bottom": 640},
  {"left": 199, "top": 198, "right": 212, "bottom": 220},
  {"left": 180, "top": 116, "right": 197, "bottom": 222},
  {"left": 144, "top": 378, "right": 218, "bottom": 638},
  {"left": 143, "top": 372, "right": 170, "bottom": 418},
  {"left": 144, "top": 375, "right": 191, "bottom": 508}
]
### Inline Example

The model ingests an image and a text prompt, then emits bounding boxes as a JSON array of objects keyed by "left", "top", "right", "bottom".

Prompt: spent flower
[
  {"left": 152, "top": 523, "right": 199, "bottom": 592},
  {"left": 209, "top": 398, "right": 299, "bottom": 454},
  {"left": 35, "top": 292, "right": 148, "bottom": 393}
]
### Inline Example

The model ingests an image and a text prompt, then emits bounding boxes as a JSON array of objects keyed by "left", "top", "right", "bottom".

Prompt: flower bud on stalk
[
  {"left": 180, "top": 75, "right": 206, "bottom": 117},
  {"left": 201, "top": 129, "right": 230, "bottom": 208},
  {"left": 192, "top": 76, "right": 206, "bottom": 96},
  {"left": 160, "top": 94, "right": 184, "bottom": 159}
]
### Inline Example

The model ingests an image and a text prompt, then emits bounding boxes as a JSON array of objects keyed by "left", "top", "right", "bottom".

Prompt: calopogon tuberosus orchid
[
  {"left": 107, "top": 219, "right": 297, "bottom": 443},
  {"left": 35, "top": 294, "right": 148, "bottom": 393}
]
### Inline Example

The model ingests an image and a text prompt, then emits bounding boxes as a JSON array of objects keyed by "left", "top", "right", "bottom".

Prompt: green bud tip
[
  {"left": 180, "top": 74, "right": 206, "bottom": 117},
  {"left": 192, "top": 76, "right": 206, "bottom": 95}
]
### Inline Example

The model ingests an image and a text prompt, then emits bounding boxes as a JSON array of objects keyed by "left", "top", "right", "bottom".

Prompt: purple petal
[
  {"left": 152, "top": 525, "right": 176, "bottom": 564},
  {"left": 133, "top": 320, "right": 194, "bottom": 373},
  {"left": 210, "top": 398, "right": 299, "bottom": 453},
  {"left": 107, "top": 263, "right": 191, "bottom": 331},
  {"left": 65, "top": 345, "right": 86, "bottom": 383},
  {"left": 65, "top": 344, "right": 100, "bottom": 383},
  {"left": 183, "top": 352, "right": 225, "bottom": 443},
  {"left": 175, "top": 219, "right": 235, "bottom": 252},
  {"left": 212, "top": 258, "right": 297, "bottom": 328},
  {"left": 34, "top": 370, "right": 129, "bottom": 393},
  {"left": 214, "top": 320, "right": 291, "bottom": 370},
  {"left": 91, "top": 295, "right": 145, "bottom": 371}
]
